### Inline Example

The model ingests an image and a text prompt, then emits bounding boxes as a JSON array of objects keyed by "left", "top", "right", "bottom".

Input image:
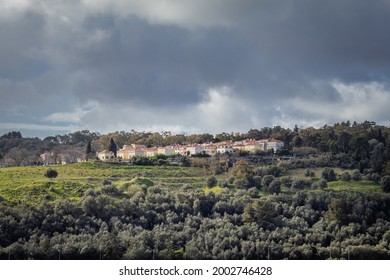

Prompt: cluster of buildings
[
  {"left": 40, "top": 150, "right": 84, "bottom": 165},
  {"left": 97, "top": 139, "right": 284, "bottom": 161}
]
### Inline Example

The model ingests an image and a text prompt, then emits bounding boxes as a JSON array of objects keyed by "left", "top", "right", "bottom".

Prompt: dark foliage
[
  {"left": 44, "top": 169, "right": 58, "bottom": 179},
  {"left": 0, "top": 188, "right": 389, "bottom": 260},
  {"left": 381, "top": 176, "right": 390, "bottom": 193}
]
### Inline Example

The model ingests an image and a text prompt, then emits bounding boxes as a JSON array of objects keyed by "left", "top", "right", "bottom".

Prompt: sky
[{"left": 1, "top": 0, "right": 390, "bottom": 138}]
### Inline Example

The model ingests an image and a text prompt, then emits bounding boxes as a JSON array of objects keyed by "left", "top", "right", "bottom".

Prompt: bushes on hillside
[
  {"left": 0, "top": 188, "right": 389, "bottom": 260},
  {"left": 351, "top": 170, "right": 362, "bottom": 181},
  {"left": 206, "top": 176, "right": 218, "bottom": 188},
  {"left": 340, "top": 172, "right": 351, "bottom": 181},
  {"left": 312, "top": 179, "right": 327, "bottom": 189},
  {"left": 44, "top": 168, "right": 58, "bottom": 179},
  {"left": 321, "top": 168, "right": 336, "bottom": 181},
  {"left": 381, "top": 176, "right": 390, "bottom": 193}
]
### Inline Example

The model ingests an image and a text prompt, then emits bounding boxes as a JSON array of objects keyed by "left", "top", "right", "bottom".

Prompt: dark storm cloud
[
  {"left": 0, "top": 11, "right": 47, "bottom": 80},
  {"left": 1, "top": 0, "right": 390, "bottom": 137}
]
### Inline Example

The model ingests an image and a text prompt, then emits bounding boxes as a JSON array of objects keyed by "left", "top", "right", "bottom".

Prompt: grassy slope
[
  {"left": 0, "top": 163, "right": 383, "bottom": 204},
  {"left": 0, "top": 162, "right": 210, "bottom": 204}
]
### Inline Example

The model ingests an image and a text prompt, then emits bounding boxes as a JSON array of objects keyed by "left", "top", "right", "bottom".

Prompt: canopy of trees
[{"left": 0, "top": 187, "right": 389, "bottom": 260}]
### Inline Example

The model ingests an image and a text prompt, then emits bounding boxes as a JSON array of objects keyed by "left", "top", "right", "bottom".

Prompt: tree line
[{"left": 1, "top": 120, "right": 390, "bottom": 176}]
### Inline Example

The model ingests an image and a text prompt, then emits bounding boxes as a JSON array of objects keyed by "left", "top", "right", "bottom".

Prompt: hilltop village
[{"left": 97, "top": 138, "right": 284, "bottom": 161}]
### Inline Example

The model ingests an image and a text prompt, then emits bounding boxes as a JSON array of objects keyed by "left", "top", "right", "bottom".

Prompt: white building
[
  {"left": 117, "top": 149, "right": 127, "bottom": 160},
  {"left": 173, "top": 145, "right": 187, "bottom": 156},
  {"left": 244, "top": 141, "right": 263, "bottom": 152},
  {"left": 186, "top": 145, "right": 203, "bottom": 155},
  {"left": 217, "top": 145, "right": 233, "bottom": 154},
  {"left": 144, "top": 148, "right": 158, "bottom": 157},
  {"left": 265, "top": 139, "right": 284, "bottom": 152},
  {"left": 97, "top": 150, "right": 114, "bottom": 161},
  {"left": 128, "top": 149, "right": 145, "bottom": 157},
  {"left": 202, "top": 144, "right": 217, "bottom": 156}
]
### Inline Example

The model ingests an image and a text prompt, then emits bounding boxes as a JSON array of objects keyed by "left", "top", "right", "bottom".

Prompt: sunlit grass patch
[{"left": 326, "top": 180, "right": 381, "bottom": 192}]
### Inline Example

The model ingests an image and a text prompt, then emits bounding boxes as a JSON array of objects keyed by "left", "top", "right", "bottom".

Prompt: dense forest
[
  {"left": 0, "top": 186, "right": 389, "bottom": 260},
  {"left": 1, "top": 120, "right": 390, "bottom": 259}
]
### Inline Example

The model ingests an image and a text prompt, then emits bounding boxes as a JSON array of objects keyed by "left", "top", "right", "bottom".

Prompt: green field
[
  {"left": 0, "top": 162, "right": 384, "bottom": 205},
  {"left": 326, "top": 180, "right": 382, "bottom": 192},
  {"left": 0, "top": 162, "right": 212, "bottom": 204}
]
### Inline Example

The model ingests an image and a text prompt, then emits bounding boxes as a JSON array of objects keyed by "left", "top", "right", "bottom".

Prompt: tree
[
  {"left": 266, "top": 179, "right": 281, "bottom": 194},
  {"left": 206, "top": 176, "right": 217, "bottom": 188},
  {"left": 45, "top": 168, "right": 58, "bottom": 179},
  {"left": 321, "top": 168, "right": 337, "bottom": 181},
  {"left": 311, "top": 178, "right": 327, "bottom": 189},
  {"left": 232, "top": 160, "right": 255, "bottom": 188},
  {"left": 4, "top": 148, "right": 29, "bottom": 166},
  {"left": 109, "top": 138, "right": 117, "bottom": 158},
  {"left": 85, "top": 141, "right": 94, "bottom": 161},
  {"left": 351, "top": 170, "right": 362, "bottom": 181},
  {"left": 370, "top": 142, "right": 385, "bottom": 173},
  {"left": 262, "top": 175, "right": 275, "bottom": 188},
  {"left": 380, "top": 176, "right": 390, "bottom": 193},
  {"left": 340, "top": 172, "right": 351, "bottom": 181},
  {"left": 326, "top": 198, "right": 350, "bottom": 224}
]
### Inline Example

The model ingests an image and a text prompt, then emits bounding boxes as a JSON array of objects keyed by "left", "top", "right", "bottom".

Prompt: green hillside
[
  {"left": 0, "top": 162, "right": 384, "bottom": 205},
  {"left": 0, "top": 162, "right": 210, "bottom": 204}
]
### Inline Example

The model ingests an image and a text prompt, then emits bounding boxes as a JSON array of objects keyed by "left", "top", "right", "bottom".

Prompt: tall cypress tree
[
  {"left": 109, "top": 138, "right": 117, "bottom": 158},
  {"left": 85, "top": 140, "right": 92, "bottom": 161}
]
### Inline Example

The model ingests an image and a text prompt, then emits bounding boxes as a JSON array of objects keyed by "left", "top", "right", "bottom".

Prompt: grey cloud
[
  {"left": 0, "top": 11, "right": 47, "bottom": 80},
  {"left": 1, "top": 1, "right": 390, "bottom": 137}
]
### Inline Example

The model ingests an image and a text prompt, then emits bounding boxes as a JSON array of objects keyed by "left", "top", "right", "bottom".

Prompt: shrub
[
  {"left": 262, "top": 175, "right": 275, "bottom": 188},
  {"left": 267, "top": 166, "right": 282, "bottom": 177},
  {"left": 340, "top": 172, "right": 351, "bottom": 181},
  {"left": 291, "top": 178, "right": 310, "bottom": 189},
  {"left": 321, "top": 168, "right": 336, "bottom": 181},
  {"left": 380, "top": 176, "right": 390, "bottom": 193},
  {"left": 181, "top": 184, "right": 193, "bottom": 191},
  {"left": 266, "top": 179, "right": 281, "bottom": 194},
  {"left": 304, "top": 169, "right": 315, "bottom": 177},
  {"left": 44, "top": 168, "right": 58, "bottom": 179},
  {"left": 312, "top": 178, "right": 327, "bottom": 189},
  {"left": 371, "top": 173, "right": 381, "bottom": 183},
  {"left": 84, "top": 189, "right": 96, "bottom": 197},
  {"left": 247, "top": 187, "right": 259, "bottom": 198},
  {"left": 102, "top": 179, "right": 112, "bottom": 185},
  {"left": 255, "top": 166, "right": 282, "bottom": 177},
  {"left": 101, "top": 185, "right": 121, "bottom": 195},
  {"left": 206, "top": 176, "right": 218, "bottom": 188},
  {"left": 280, "top": 176, "right": 293, "bottom": 188},
  {"left": 351, "top": 170, "right": 362, "bottom": 181},
  {"left": 220, "top": 181, "right": 228, "bottom": 188},
  {"left": 234, "top": 178, "right": 250, "bottom": 189},
  {"left": 253, "top": 176, "right": 262, "bottom": 189}
]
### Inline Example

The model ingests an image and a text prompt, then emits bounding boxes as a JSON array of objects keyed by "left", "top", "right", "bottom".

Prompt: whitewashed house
[
  {"left": 244, "top": 141, "right": 263, "bottom": 152},
  {"left": 217, "top": 145, "right": 233, "bottom": 154},
  {"left": 97, "top": 150, "right": 114, "bottom": 161},
  {"left": 173, "top": 145, "right": 187, "bottom": 155},
  {"left": 186, "top": 144, "right": 203, "bottom": 155},
  {"left": 202, "top": 144, "right": 217, "bottom": 156},
  {"left": 265, "top": 139, "right": 284, "bottom": 152},
  {"left": 117, "top": 149, "right": 128, "bottom": 160},
  {"left": 144, "top": 148, "right": 158, "bottom": 157},
  {"left": 128, "top": 148, "right": 145, "bottom": 157}
]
